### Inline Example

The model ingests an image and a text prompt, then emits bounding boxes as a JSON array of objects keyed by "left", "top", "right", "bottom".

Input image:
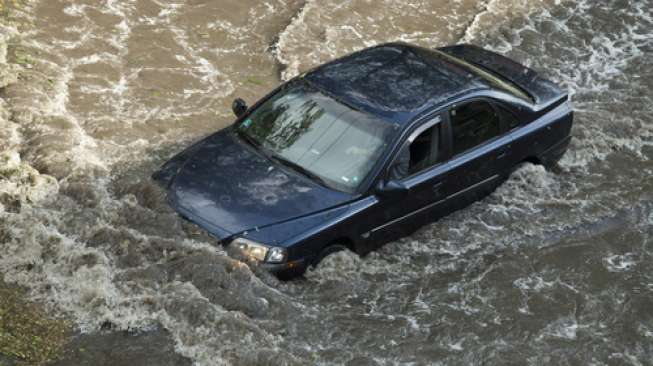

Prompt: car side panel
[
  {"left": 439, "top": 100, "right": 515, "bottom": 210},
  {"left": 510, "top": 101, "right": 573, "bottom": 167},
  {"left": 271, "top": 198, "right": 377, "bottom": 264},
  {"left": 360, "top": 162, "right": 452, "bottom": 254}
]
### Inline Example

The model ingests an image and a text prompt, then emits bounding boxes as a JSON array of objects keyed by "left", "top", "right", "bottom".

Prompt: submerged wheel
[
  {"left": 277, "top": 243, "right": 350, "bottom": 280},
  {"left": 312, "top": 243, "right": 349, "bottom": 268},
  {"left": 275, "top": 265, "right": 307, "bottom": 281}
]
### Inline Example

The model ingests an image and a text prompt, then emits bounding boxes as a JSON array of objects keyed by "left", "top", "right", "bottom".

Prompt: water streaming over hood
[{"left": 0, "top": 0, "right": 652, "bottom": 364}]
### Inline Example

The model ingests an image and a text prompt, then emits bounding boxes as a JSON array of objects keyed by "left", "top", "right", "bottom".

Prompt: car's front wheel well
[
  {"left": 311, "top": 238, "right": 355, "bottom": 267},
  {"left": 331, "top": 237, "right": 355, "bottom": 252},
  {"left": 523, "top": 156, "right": 542, "bottom": 165}
]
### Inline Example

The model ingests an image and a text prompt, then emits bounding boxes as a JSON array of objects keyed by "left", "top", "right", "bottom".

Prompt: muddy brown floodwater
[{"left": 0, "top": 0, "right": 652, "bottom": 365}]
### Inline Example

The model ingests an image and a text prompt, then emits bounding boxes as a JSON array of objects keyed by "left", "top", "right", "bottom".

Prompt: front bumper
[
  {"left": 169, "top": 199, "right": 308, "bottom": 277},
  {"left": 259, "top": 258, "right": 308, "bottom": 274}
]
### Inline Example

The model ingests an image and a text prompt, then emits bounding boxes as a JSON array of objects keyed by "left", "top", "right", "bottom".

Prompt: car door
[
  {"left": 362, "top": 114, "right": 452, "bottom": 247},
  {"left": 493, "top": 102, "right": 526, "bottom": 170},
  {"left": 442, "top": 98, "right": 513, "bottom": 211}
]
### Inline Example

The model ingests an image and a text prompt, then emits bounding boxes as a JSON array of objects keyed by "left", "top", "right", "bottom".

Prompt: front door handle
[
  {"left": 497, "top": 147, "right": 510, "bottom": 160},
  {"left": 432, "top": 181, "right": 443, "bottom": 194}
]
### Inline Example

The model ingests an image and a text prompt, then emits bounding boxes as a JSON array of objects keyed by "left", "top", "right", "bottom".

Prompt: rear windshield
[
  {"left": 236, "top": 83, "right": 397, "bottom": 193},
  {"left": 429, "top": 49, "right": 535, "bottom": 103}
]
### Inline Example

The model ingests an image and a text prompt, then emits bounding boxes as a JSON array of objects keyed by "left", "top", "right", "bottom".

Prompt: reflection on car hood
[{"left": 167, "top": 129, "right": 353, "bottom": 240}]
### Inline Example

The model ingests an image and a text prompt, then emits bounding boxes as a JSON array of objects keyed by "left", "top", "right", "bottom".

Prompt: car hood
[{"left": 167, "top": 129, "right": 353, "bottom": 240}]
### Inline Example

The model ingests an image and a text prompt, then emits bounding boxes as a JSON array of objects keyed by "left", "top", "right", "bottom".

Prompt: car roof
[{"left": 304, "top": 42, "right": 492, "bottom": 125}]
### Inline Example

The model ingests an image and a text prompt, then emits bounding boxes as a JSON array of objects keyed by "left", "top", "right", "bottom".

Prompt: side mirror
[
  {"left": 375, "top": 179, "right": 409, "bottom": 199},
  {"left": 232, "top": 98, "right": 248, "bottom": 118}
]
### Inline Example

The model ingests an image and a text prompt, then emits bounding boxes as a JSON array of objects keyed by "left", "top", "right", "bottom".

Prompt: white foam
[
  {"left": 448, "top": 339, "right": 464, "bottom": 351},
  {"left": 304, "top": 250, "right": 361, "bottom": 282},
  {"left": 514, "top": 275, "right": 555, "bottom": 292},
  {"left": 0, "top": 151, "right": 59, "bottom": 209},
  {"left": 603, "top": 253, "right": 637, "bottom": 273},
  {"left": 538, "top": 317, "right": 579, "bottom": 341},
  {"left": 63, "top": 4, "right": 86, "bottom": 17}
]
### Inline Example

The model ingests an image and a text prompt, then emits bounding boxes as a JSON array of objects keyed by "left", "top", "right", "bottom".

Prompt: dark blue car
[{"left": 153, "top": 43, "right": 573, "bottom": 279}]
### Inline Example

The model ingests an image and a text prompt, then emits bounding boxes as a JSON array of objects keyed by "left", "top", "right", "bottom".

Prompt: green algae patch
[
  {"left": 245, "top": 75, "right": 264, "bottom": 86},
  {"left": 0, "top": 279, "right": 71, "bottom": 365}
]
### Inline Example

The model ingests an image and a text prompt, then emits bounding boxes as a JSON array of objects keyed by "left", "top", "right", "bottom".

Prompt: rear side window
[
  {"left": 497, "top": 105, "right": 520, "bottom": 130},
  {"left": 450, "top": 101, "right": 500, "bottom": 155}
]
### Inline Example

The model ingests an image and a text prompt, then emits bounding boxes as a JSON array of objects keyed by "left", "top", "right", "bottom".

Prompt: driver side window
[{"left": 388, "top": 123, "right": 445, "bottom": 181}]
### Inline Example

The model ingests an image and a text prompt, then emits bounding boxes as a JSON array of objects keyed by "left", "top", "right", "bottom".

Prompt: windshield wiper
[
  {"left": 236, "top": 128, "right": 262, "bottom": 150},
  {"left": 269, "top": 154, "right": 330, "bottom": 188},
  {"left": 236, "top": 129, "right": 330, "bottom": 188}
]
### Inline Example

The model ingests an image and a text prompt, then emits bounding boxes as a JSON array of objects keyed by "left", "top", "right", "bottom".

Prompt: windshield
[{"left": 236, "top": 82, "right": 397, "bottom": 193}]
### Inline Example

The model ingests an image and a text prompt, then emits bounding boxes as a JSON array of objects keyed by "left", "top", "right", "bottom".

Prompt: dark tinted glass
[
  {"left": 408, "top": 124, "right": 444, "bottom": 174},
  {"left": 451, "top": 101, "right": 500, "bottom": 155},
  {"left": 497, "top": 105, "right": 520, "bottom": 129},
  {"left": 387, "top": 122, "right": 444, "bottom": 181}
]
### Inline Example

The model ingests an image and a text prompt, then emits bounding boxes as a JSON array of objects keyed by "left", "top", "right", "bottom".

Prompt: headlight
[{"left": 230, "top": 237, "right": 286, "bottom": 263}]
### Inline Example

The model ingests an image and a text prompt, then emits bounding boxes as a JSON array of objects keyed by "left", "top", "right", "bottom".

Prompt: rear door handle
[{"left": 497, "top": 146, "right": 511, "bottom": 159}]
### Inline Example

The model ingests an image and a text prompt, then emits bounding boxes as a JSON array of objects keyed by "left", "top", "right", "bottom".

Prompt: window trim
[
  {"left": 446, "top": 97, "right": 508, "bottom": 158},
  {"left": 496, "top": 103, "right": 522, "bottom": 132},
  {"left": 384, "top": 115, "right": 445, "bottom": 181}
]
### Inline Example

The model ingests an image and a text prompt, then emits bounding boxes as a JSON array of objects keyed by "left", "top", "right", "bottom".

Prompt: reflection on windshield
[{"left": 236, "top": 83, "right": 396, "bottom": 192}]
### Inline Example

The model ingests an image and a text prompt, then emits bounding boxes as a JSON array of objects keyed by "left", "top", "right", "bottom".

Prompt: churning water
[{"left": 0, "top": 0, "right": 652, "bottom": 364}]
